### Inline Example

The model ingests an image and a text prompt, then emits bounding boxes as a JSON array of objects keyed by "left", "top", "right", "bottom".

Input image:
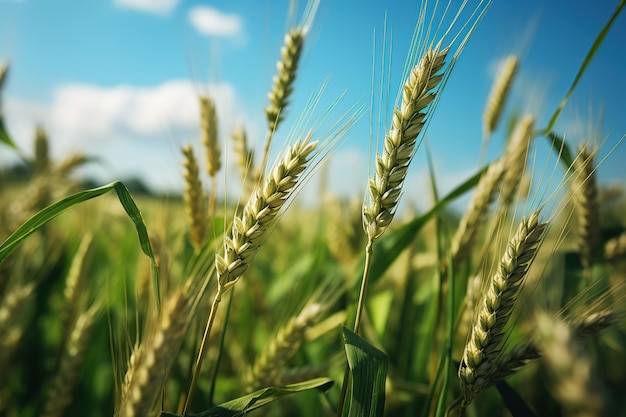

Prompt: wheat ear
[
  {"left": 571, "top": 144, "right": 600, "bottom": 276},
  {"left": 265, "top": 28, "right": 304, "bottom": 133},
  {"left": 325, "top": 196, "right": 363, "bottom": 263},
  {"left": 0, "top": 62, "right": 7, "bottom": 125},
  {"left": 232, "top": 123, "right": 255, "bottom": 193},
  {"left": 118, "top": 289, "right": 192, "bottom": 417},
  {"left": 0, "top": 62, "right": 7, "bottom": 89},
  {"left": 483, "top": 55, "right": 519, "bottom": 140},
  {"left": 338, "top": 45, "right": 449, "bottom": 417},
  {"left": 605, "top": 231, "right": 626, "bottom": 261},
  {"left": 458, "top": 211, "right": 547, "bottom": 411},
  {"left": 257, "top": 27, "right": 307, "bottom": 184},
  {"left": 499, "top": 115, "right": 535, "bottom": 209},
  {"left": 54, "top": 153, "right": 89, "bottom": 179},
  {"left": 363, "top": 46, "right": 449, "bottom": 241},
  {"left": 182, "top": 145, "right": 208, "bottom": 253},
  {"left": 184, "top": 135, "right": 318, "bottom": 413},
  {"left": 247, "top": 302, "right": 323, "bottom": 389},
  {"left": 0, "top": 283, "right": 35, "bottom": 374},
  {"left": 535, "top": 312, "right": 604, "bottom": 417},
  {"left": 451, "top": 160, "right": 506, "bottom": 266},
  {"left": 199, "top": 94, "right": 220, "bottom": 221},
  {"left": 34, "top": 125, "right": 50, "bottom": 173},
  {"left": 41, "top": 304, "right": 99, "bottom": 417}
]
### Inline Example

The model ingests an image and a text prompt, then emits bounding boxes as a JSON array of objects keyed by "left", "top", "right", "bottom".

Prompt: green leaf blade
[{"left": 343, "top": 326, "right": 389, "bottom": 417}]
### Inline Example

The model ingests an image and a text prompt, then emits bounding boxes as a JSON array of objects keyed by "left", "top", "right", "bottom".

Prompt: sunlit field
[{"left": 1, "top": 1, "right": 626, "bottom": 417}]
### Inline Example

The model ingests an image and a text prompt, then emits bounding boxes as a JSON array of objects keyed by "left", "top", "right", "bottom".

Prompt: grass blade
[
  {"left": 342, "top": 326, "right": 389, "bottom": 417},
  {"left": 0, "top": 180, "right": 160, "bottom": 305},
  {"left": 542, "top": 0, "right": 625, "bottom": 134},
  {"left": 161, "top": 378, "right": 334, "bottom": 417}
]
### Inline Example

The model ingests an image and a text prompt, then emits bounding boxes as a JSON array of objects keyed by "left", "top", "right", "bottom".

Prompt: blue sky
[{"left": 1, "top": 0, "right": 625, "bottom": 211}]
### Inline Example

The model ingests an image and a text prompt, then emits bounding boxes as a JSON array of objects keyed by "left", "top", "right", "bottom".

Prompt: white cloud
[
  {"left": 2, "top": 79, "right": 250, "bottom": 194},
  {"left": 114, "top": 0, "right": 179, "bottom": 15},
  {"left": 188, "top": 6, "right": 242, "bottom": 38}
]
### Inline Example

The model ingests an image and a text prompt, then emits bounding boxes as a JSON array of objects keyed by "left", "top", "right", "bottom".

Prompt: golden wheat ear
[
  {"left": 458, "top": 211, "right": 547, "bottom": 412},
  {"left": 570, "top": 144, "right": 600, "bottom": 278},
  {"left": 535, "top": 312, "right": 605, "bottom": 417},
  {"left": 483, "top": 55, "right": 519, "bottom": 140},
  {"left": 181, "top": 145, "right": 208, "bottom": 253},
  {"left": 118, "top": 289, "right": 192, "bottom": 417},
  {"left": 363, "top": 46, "right": 450, "bottom": 242}
]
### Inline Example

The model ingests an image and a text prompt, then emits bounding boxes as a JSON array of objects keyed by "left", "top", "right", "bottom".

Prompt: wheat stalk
[
  {"left": 185, "top": 134, "right": 318, "bottom": 413},
  {"left": 457, "top": 210, "right": 547, "bottom": 411},
  {"left": 182, "top": 145, "right": 208, "bottom": 253}
]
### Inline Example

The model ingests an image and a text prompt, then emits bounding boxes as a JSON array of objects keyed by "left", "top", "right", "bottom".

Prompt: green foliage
[
  {"left": 342, "top": 327, "right": 389, "bottom": 417},
  {"left": 0, "top": 2, "right": 625, "bottom": 417}
]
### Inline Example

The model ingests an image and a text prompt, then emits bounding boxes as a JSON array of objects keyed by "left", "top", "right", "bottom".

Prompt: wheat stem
[{"left": 185, "top": 135, "right": 319, "bottom": 413}]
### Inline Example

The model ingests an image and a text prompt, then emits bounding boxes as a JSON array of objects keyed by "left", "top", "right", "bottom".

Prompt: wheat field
[{"left": 1, "top": 1, "right": 626, "bottom": 417}]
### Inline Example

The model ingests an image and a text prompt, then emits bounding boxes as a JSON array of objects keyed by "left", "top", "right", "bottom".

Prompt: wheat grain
[
  {"left": 483, "top": 55, "right": 519, "bottom": 139},
  {"left": 182, "top": 145, "right": 207, "bottom": 252},
  {"left": 363, "top": 46, "right": 449, "bottom": 241},
  {"left": 458, "top": 210, "right": 547, "bottom": 410}
]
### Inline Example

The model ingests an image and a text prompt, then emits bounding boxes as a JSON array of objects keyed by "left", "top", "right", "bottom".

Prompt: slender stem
[
  {"left": 183, "top": 287, "right": 224, "bottom": 414},
  {"left": 336, "top": 366, "right": 350, "bottom": 417},
  {"left": 257, "top": 130, "right": 275, "bottom": 184},
  {"left": 337, "top": 237, "right": 375, "bottom": 416},
  {"left": 208, "top": 175, "right": 217, "bottom": 225},
  {"left": 208, "top": 288, "right": 234, "bottom": 406},
  {"left": 353, "top": 238, "right": 374, "bottom": 333}
]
